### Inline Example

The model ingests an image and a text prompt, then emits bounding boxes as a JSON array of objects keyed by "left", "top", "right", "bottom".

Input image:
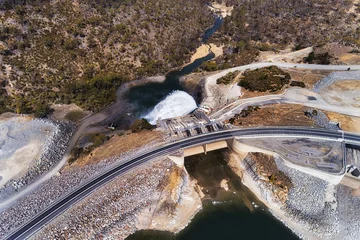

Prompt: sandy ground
[
  {"left": 189, "top": 43, "right": 223, "bottom": 64},
  {"left": 71, "top": 130, "right": 164, "bottom": 167},
  {"left": 0, "top": 140, "right": 42, "bottom": 185},
  {"left": 319, "top": 80, "right": 360, "bottom": 108},
  {"left": 50, "top": 103, "right": 90, "bottom": 123},
  {"left": 326, "top": 112, "right": 360, "bottom": 134},
  {"left": 259, "top": 47, "right": 313, "bottom": 63},
  {"left": 208, "top": 2, "right": 234, "bottom": 18},
  {"left": 136, "top": 166, "right": 202, "bottom": 233}
]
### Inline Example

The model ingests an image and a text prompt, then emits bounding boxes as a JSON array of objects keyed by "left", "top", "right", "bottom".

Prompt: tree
[
  {"left": 34, "top": 103, "right": 53, "bottom": 118},
  {"left": 130, "top": 118, "right": 153, "bottom": 133}
]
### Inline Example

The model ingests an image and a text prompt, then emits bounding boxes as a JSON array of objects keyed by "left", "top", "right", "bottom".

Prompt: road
[
  {"left": 5, "top": 127, "right": 360, "bottom": 240},
  {"left": 201, "top": 61, "right": 360, "bottom": 108},
  {"left": 4, "top": 60, "right": 360, "bottom": 208}
]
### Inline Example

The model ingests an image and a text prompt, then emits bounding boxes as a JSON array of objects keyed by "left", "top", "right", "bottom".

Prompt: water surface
[
  {"left": 126, "top": 17, "right": 223, "bottom": 116},
  {"left": 127, "top": 150, "right": 299, "bottom": 240}
]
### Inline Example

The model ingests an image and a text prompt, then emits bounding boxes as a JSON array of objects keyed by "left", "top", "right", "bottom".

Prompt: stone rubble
[
  {"left": 0, "top": 119, "right": 74, "bottom": 201},
  {"left": 0, "top": 140, "right": 164, "bottom": 239},
  {"left": 274, "top": 157, "right": 340, "bottom": 239},
  {"left": 313, "top": 71, "right": 360, "bottom": 93},
  {"left": 32, "top": 159, "right": 172, "bottom": 240}
]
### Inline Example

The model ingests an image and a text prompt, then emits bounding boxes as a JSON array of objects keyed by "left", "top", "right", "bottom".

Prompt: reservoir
[{"left": 127, "top": 150, "right": 299, "bottom": 240}]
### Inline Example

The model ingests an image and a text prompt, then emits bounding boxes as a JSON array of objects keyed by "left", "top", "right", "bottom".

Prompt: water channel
[
  {"left": 125, "top": 17, "right": 223, "bottom": 117},
  {"left": 127, "top": 150, "right": 299, "bottom": 240},
  {"left": 124, "top": 14, "right": 299, "bottom": 240}
]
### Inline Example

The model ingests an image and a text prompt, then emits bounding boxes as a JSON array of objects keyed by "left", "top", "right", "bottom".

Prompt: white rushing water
[{"left": 145, "top": 90, "right": 197, "bottom": 124}]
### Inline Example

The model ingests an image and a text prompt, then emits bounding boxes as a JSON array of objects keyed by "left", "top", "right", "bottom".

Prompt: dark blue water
[
  {"left": 126, "top": 150, "right": 299, "bottom": 240},
  {"left": 126, "top": 17, "right": 223, "bottom": 116}
]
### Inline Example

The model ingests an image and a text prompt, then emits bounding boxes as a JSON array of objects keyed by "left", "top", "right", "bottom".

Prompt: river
[
  {"left": 125, "top": 17, "right": 223, "bottom": 117},
  {"left": 127, "top": 150, "right": 299, "bottom": 240}
]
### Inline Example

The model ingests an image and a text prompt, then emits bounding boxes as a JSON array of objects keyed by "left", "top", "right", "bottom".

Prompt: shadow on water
[
  {"left": 126, "top": 17, "right": 223, "bottom": 117},
  {"left": 127, "top": 150, "right": 299, "bottom": 240},
  {"left": 126, "top": 52, "right": 215, "bottom": 116}
]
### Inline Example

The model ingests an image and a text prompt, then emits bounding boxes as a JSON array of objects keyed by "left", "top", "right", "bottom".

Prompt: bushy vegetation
[
  {"left": 62, "top": 73, "right": 126, "bottom": 111},
  {"left": 290, "top": 81, "right": 306, "bottom": 88},
  {"left": 238, "top": 66, "right": 291, "bottom": 92},
  {"left": 0, "top": 0, "right": 214, "bottom": 114},
  {"left": 304, "top": 51, "right": 331, "bottom": 65},
  {"left": 212, "top": 0, "right": 359, "bottom": 48},
  {"left": 130, "top": 118, "right": 154, "bottom": 133},
  {"left": 217, "top": 71, "right": 239, "bottom": 85}
]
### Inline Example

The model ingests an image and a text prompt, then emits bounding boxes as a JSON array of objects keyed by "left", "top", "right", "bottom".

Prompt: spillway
[{"left": 145, "top": 91, "right": 197, "bottom": 124}]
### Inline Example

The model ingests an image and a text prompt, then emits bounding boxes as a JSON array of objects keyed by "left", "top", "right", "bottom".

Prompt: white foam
[{"left": 145, "top": 91, "right": 197, "bottom": 124}]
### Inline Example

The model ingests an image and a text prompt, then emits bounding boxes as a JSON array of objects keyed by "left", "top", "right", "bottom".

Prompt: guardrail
[{"left": 4, "top": 127, "right": 360, "bottom": 239}]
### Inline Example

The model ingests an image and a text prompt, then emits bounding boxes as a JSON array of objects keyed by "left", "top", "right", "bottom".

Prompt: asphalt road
[{"left": 5, "top": 127, "right": 360, "bottom": 240}]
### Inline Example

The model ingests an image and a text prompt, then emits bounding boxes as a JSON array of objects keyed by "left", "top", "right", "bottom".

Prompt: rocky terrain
[
  {"left": 0, "top": 137, "right": 165, "bottom": 239},
  {"left": 30, "top": 161, "right": 201, "bottom": 239},
  {"left": 0, "top": 115, "right": 73, "bottom": 201},
  {"left": 228, "top": 145, "right": 360, "bottom": 240},
  {"left": 33, "top": 159, "right": 172, "bottom": 240}
]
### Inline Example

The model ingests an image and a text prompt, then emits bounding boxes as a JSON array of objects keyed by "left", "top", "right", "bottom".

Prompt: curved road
[
  {"left": 5, "top": 61, "right": 360, "bottom": 208},
  {"left": 5, "top": 127, "right": 360, "bottom": 240}
]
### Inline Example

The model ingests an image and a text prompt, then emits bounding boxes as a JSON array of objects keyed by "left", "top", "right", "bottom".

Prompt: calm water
[
  {"left": 126, "top": 17, "right": 223, "bottom": 116},
  {"left": 127, "top": 150, "right": 299, "bottom": 240}
]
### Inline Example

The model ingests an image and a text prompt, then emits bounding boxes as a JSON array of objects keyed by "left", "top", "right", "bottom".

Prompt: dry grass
[
  {"left": 326, "top": 112, "right": 360, "bottom": 134},
  {"left": 339, "top": 54, "right": 360, "bottom": 64},
  {"left": 287, "top": 69, "right": 330, "bottom": 88},
  {"left": 240, "top": 69, "right": 329, "bottom": 99},
  {"left": 72, "top": 130, "right": 163, "bottom": 167},
  {"left": 325, "top": 80, "right": 360, "bottom": 92},
  {"left": 229, "top": 104, "right": 315, "bottom": 127}
]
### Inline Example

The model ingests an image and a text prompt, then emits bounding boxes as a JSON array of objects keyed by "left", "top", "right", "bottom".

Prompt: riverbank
[
  {"left": 227, "top": 151, "right": 319, "bottom": 239},
  {"left": 189, "top": 44, "right": 224, "bottom": 64},
  {"left": 226, "top": 145, "right": 360, "bottom": 240}
]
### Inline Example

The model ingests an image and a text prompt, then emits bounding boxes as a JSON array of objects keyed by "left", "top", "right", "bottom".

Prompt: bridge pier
[
  {"left": 203, "top": 144, "right": 207, "bottom": 155},
  {"left": 168, "top": 154, "right": 185, "bottom": 167}
]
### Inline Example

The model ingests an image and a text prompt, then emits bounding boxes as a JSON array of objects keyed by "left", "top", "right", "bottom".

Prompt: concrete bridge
[{"left": 168, "top": 137, "right": 360, "bottom": 188}]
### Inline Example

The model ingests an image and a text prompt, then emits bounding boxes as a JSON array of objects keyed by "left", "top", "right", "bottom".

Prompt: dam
[{"left": 169, "top": 136, "right": 358, "bottom": 188}]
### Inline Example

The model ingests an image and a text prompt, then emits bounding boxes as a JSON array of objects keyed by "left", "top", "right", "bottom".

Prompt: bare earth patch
[
  {"left": 50, "top": 103, "right": 90, "bottom": 123},
  {"left": 320, "top": 80, "right": 360, "bottom": 108},
  {"left": 326, "top": 112, "right": 360, "bottom": 134},
  {"left": 72, "top": 130, "right": 164, "bottom": 167},
  {"left": 0, "top": 115, "right": 57, "bottom": 187},
  {"left": 228, "top": 104, "right": 315, "bottom": 128},
  {"left": 189, "top": 43, "right": 223, "bottom": 64}
]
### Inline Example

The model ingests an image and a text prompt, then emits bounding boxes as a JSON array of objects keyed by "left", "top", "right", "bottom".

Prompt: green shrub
[
  {"left": 130, "top": 118, "right": 153, "bottom": 133},
  {"left": 238, "top": 66, "right": 291, "bottom": 92}
]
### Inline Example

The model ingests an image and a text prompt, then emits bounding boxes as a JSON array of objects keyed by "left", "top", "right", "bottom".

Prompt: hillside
[
  {"left": 0, "top": 0, "right": 213, "bottom": 113},
  {"left": 207, "top": 0, "right": 360, "bottom": 69}
]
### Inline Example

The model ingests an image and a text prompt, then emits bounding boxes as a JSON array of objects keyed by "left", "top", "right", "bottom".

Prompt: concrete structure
[{"left": 6, "top": 127, "right": 360, "bottom": 240}]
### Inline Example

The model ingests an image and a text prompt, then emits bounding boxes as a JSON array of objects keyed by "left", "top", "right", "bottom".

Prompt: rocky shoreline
[{"left": 228, "top": 148, "right": 360, "bottom": 240}]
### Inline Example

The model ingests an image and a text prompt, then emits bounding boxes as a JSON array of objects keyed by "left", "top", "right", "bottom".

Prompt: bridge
[{"left": 5, "top": 127, "right": 360, "bottom": 240}]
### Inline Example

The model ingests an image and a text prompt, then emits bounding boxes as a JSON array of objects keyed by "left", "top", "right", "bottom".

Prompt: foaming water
[{"left": 145, "top": 91, "right": 197, "bottom": 124}]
